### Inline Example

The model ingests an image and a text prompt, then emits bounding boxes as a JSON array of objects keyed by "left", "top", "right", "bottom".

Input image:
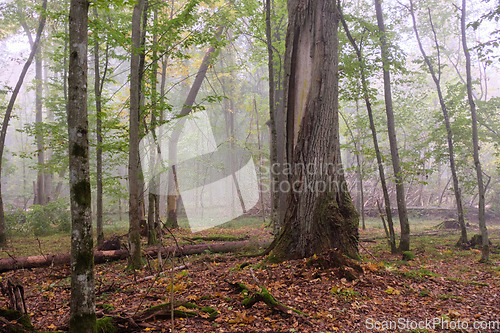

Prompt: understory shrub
[{"left": 5, "top": 199, "right": 71, "bottom": 236}]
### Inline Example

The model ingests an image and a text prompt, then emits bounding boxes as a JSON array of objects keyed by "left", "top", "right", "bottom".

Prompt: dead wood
[{"left": 0, "top": 239, "right": 271, "bottom": 273}]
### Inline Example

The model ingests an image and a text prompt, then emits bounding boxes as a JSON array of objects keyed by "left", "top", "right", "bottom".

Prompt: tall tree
[
  {"left": 461, "top": 0, "right": 489, "bottom": 262},
  {"left": 374, "top": 0, "right": 410, "bottom": 252},
  {"left": 147, "top": 5, "right": 159, "bottom": 245},
  {"left": 67, "top": 0, "right": 96, "bottom": 331},
  {"left": 408, "top": 0, "right": 467, "bottom": 244},
  {"left": 18, "top": 3, "right": 46, "bottom": 205},
  {"left": 0, "top": 0, "right": 48, "bottom": 248},
  {"left": 269, "top": 0, "right": 359, "bottom": 261},
  {"left": 92, "top": 6, "right": 109, "bottom": 247},
  {"left": 128, "top": 0, "right": 145, "bottom": 269},
  {"left": 338, "top": 8, "right": 397, "bottom": 253},
  {"left": 165, "top": 26, "right": 223, "bottom": 229}
]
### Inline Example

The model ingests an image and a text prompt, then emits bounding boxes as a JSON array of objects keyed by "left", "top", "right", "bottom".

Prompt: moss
[
  {"left": 0, "top": 308, "right": 33, "bottom": 330},
  {"left": 71, "top": 143, "right": 87, "bottom": 158},
  {"left": 402, "top": 251, "right": 415, "bottom": 261},
  {"left": 72, "top": 180, "right": 91, "bottom": 208},
  {"left": 96, "top": 317, "right": 116, "bottom": 333},
  {"left": 75, "top": 247, "right": 95, "bottom": 275},
  {"left": 69, "top": 312, "right": 96, "bottom": 333},
  {"left": 173, "top": 309, "right": 197, "bottom": 318},
  {"left": 200, "top": 306, "right": 216, "bottom": 314}
]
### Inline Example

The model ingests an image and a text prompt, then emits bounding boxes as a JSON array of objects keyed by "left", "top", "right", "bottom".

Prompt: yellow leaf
[{"left": 385, "top": 286, "right": 401, "bottom": 295}]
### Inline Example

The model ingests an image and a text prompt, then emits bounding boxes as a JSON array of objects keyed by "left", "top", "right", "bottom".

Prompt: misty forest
[{"left": 0, "top": 0, "right": 499, "bottom": 331}]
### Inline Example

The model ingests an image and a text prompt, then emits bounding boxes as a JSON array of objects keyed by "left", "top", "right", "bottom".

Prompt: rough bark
[
  {"left": 0, "top": 0, "right": 48, "bottom": 248},
  {"left": 67, "top": 0, "right": 96, "bottom": 331},
  {"left": 374, "top": 0, "right": 410, "bottom": 252},
  {"left": 408, "top": 1, "right": 467, "bottom": 244},
  {"left": 269, "top": 0, "right": 359, "bottom": 261},
  {"left": 338, "top": 8, "right": 396, "bottom": 252},
  {"left": 0, "top": 240, "right": 271, "bottom": 273},
  {"left": 128, "top": 0, "right": 145, "bottom": 270},
  {"left": 460, "top": 0, "right": 489, "bottom": 262}
]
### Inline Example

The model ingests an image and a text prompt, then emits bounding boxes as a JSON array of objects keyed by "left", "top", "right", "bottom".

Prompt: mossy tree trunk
[
  {"left": 269, "top": 0, "right": 359, "bottom": 261},
  {"left": 67, "top": 0, "right": 96, "bottom": 332}
]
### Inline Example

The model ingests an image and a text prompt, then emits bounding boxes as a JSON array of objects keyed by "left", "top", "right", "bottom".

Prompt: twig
[{"left": 358, "top": 242, "right": 377, "bottom": 261}]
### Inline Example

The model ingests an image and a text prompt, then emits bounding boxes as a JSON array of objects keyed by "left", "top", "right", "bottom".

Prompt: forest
[{"left": 0, "top": 0, "right": 499, "bottom": 331}]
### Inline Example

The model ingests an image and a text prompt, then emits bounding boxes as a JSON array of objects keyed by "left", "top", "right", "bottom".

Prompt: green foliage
[{"left": 5, "top": 199, "right": 70, "bottom": 236}]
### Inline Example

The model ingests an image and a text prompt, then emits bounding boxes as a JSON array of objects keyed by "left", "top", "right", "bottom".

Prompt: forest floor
[{"left": 0, "top": 217, "right": 499, "bottom": 333}]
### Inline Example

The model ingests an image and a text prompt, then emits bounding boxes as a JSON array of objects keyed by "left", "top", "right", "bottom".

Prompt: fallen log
[{"left": 0, "top": 239, "right": 271, "bottom": 273}]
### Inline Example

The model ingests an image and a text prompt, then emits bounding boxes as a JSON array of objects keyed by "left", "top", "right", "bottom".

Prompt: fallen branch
[
  {"left": 0, "top": 239, "right": 272, "bottom": 273},
  {"left": 226, "top": 280, "right": 307, "bottom": 317}
]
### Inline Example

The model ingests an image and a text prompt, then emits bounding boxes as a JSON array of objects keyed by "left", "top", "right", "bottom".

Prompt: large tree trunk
[
  {"left": 0, "top": 0, "right": 48, "bottom": 248},
  {"left": 338, "top": 9, "right": 396, "bottom": 252},
  {"left": 461, "top": 0, "right": 489, "bottom": 262},
  {"left": 409, "top": 1, "right": 467, "bottom": 244},
  {"left": 128, "top": 0, "right": 145, "bottom": 270},
  {"left": 269, "top": 0, "right": 359, "bottom": 261},
  {"left": 67, "top": 0, "right": 96, "bottom": 331},
  {"left": 374, "top": 0, "right": 410, "bottom": 252}
]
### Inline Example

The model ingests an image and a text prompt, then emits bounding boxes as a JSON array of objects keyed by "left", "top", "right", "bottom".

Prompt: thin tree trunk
[
  {"left": 19, "top": 11, "right": 45, "bottom": 205},
  {"left": 265, "top": 0, "right": 281, "bottom": 234},
  {"left": 338, "top": 8, "right": 396, "bottom": 252},
  {"left": 408, "top": 1, "right": 467, "bottom": 244},
  {"left": 0, "top": 0, "right": 48, "bottom": 248},
  {"left": 166, "top": 27, "right": 223, "bottom": 228},
  {"left": 339, "top": 111, "right": 364, "bottom": 230},
  {"left": 128, "top": 0, "right": 146, "bottom": 270},
  {"left": 147, "top": 6, "right": 159, "bottom": 245},
  {"left": 374, "top": 0, "right": 410, "bottom": 252},
  {"left": 67, "top": 0, "right": 96, "bottom": 331},
  {"left": 93, "top": 6, "right": 107, "bottom": 247},
  {"left": 460, "top": 0, "right": 489, "bottom": 262},
  {"left": 35, "top": 44, "right": 45, "bottom": 205},
  {"left": 253, "top": 97, "right": 267, "bottom": 224}
]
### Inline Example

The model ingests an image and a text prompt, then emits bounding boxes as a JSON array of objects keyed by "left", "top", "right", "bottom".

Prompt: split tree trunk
[
  {"left": 67, "top": 0, "right": 96, "bottom": 331},
  {"left": 374, "top": 0, "right": 410, "bottom": 252},
  {"left": 269, "top": 0, "right": 359, "bottom": 261}
]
